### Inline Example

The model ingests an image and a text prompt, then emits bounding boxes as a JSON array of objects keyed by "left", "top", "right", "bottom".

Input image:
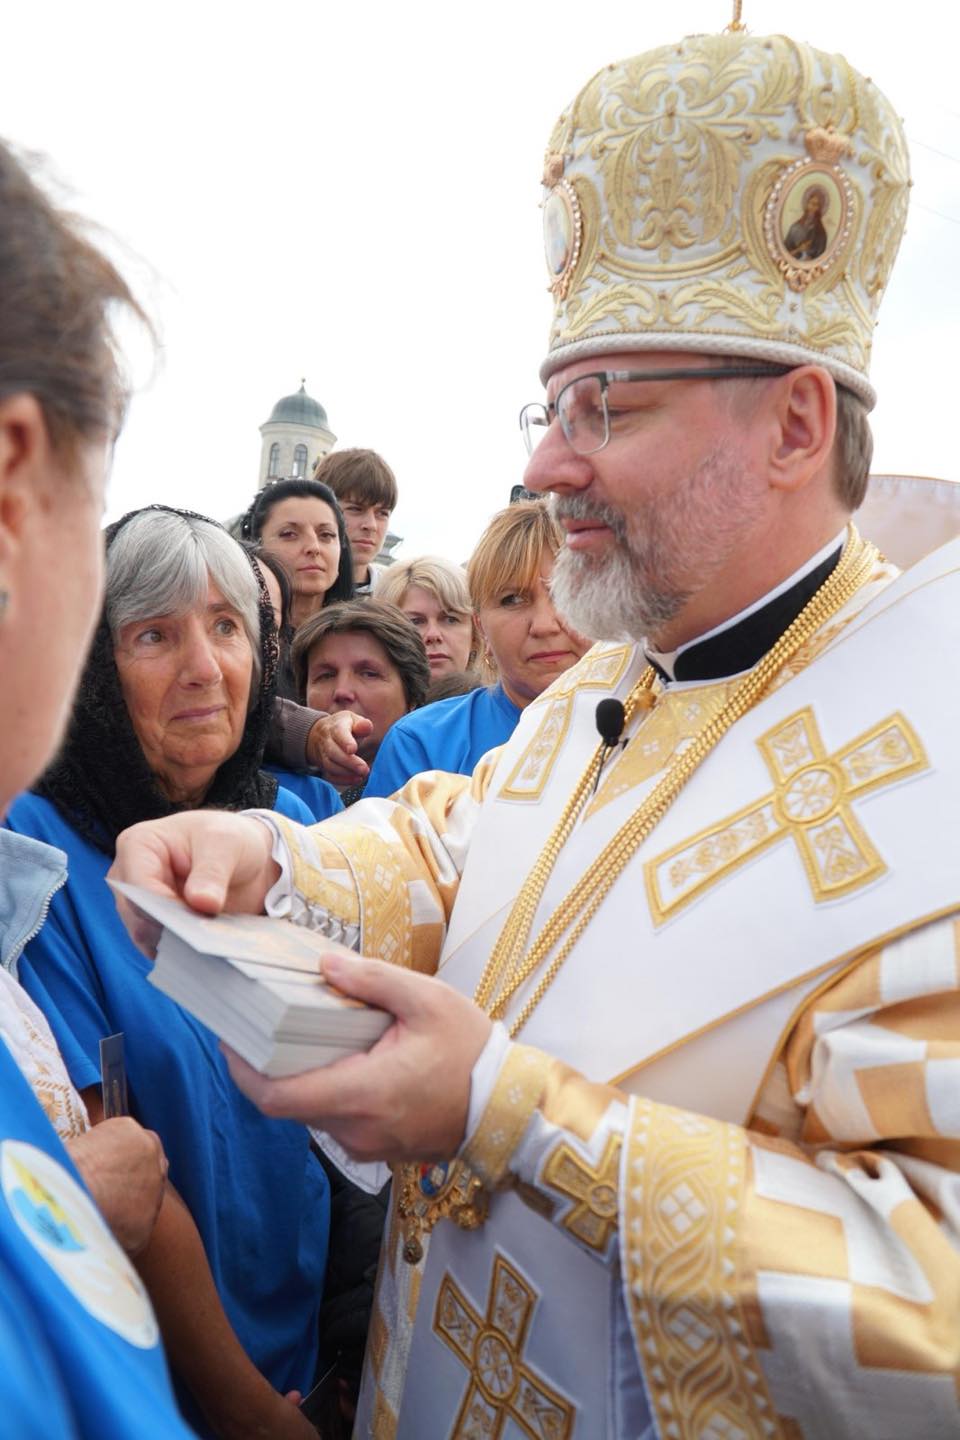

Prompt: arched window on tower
[
  {"left": 267, "top": 442, "right": 280, "bottom": 479},
  {"left": 292, "top": 444, "right": 308, "bottom": 479}
]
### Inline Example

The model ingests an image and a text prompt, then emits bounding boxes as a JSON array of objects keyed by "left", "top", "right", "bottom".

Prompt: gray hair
[{"left": 105, "top": 510, "right": 261, "bottom": 681}]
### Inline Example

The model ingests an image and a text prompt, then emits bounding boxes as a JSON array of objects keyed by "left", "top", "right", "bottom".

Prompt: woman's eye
[
  {"left": 214, "top": 618, "right": 238, "bottom": 636},
  {"left": 442, "top": 613, "right": 464, "bottom": 626},
  {"left": 499, "top": 593, "right": 525, "bottom": 608}
]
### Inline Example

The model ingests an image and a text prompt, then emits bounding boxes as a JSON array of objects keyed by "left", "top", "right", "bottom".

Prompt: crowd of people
[
  {"left": 0, "top": 132, "right": 593, "bottom": 1438},
  {"left": 1, "top": 18, "right": 959, "bottom": 1440}
]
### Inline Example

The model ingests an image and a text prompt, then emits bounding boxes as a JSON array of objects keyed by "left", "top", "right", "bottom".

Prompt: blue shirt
[
  {"left": 5, "top": 789, "right": 330, "bottom": 1433},
  {"left": 266, "top": 766, "right": 343, "bottom": 823},
  {"left": 0, "top": 1038, "right": 195, "bottom": 1438},
  {"left": 365, "top": 684, "right": 522, "bottom": 798}
]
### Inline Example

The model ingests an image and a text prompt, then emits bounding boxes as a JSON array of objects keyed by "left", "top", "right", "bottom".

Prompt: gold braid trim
[
  {"left": 623, "top": 1098, "right": 785, "bottom": 1439},
  {"left": 271, "top": 814, "right": 360, "bottom": 927},
  {"left": 461, "top": 1045, "right": 554, "bottom": 1189},
  {"left": 475, "top": 529, "right": 877, "bottom": 1037}
]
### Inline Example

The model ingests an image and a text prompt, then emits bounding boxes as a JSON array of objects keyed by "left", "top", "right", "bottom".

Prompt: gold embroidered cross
[
  {"left": 434, "top": 1252, "right": 574, "bottom": 1440},
  {"left": 542, "top": 1134, "right": 621, "bottom": 1253},
  {"left": 645, "top": 706, "right": 927, "bottom": 923}
]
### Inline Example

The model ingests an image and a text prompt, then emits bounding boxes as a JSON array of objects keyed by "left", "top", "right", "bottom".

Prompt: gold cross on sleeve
[
  {"left": 541, "top": 1133, "right": 621, "bottom": 1254},
  {"left": 434, "top": 1251, "right": 575, "bottom": 1440},
  {"left": 645, "top": 706, "right": 928, "bottom": 923}
]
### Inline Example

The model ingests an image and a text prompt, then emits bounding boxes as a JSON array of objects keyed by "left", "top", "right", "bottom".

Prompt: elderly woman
[
  {"left": 292, "top": 600, "right": 430, "bottom": 804},
  {"left": 0, "top": 139, "right": 198, "bottom": 1434},
  {"left": 7, "top": 506, "right": 325, "bottom": 1440},
  {"left": 375, "top": 555, "right": 478, "bottom": 680},
  {"left": 366, "top": 501, "right": 591, "bottom": 797}
]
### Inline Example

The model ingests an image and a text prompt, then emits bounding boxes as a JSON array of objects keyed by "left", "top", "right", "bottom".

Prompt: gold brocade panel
[
  {"left": 623, "top": 1098, "right": 784, "bottom": 1439},
  {"left": 645, "top": 706, "right": 928, "bottom": 923},
  {"left": 586, "top": 679, "right": 739, "bottom": 819}
]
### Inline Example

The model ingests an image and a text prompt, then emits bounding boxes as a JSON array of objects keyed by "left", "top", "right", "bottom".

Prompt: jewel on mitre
[
  {"left": 542, "top": 150, "right": 566, "bottom": 187},
  {"left": 804, "top": 125, "right": 855, "bottom": 164}
]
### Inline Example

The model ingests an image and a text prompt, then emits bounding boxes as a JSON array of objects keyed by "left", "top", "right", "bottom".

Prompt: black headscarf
[{"left": 36, "top": 505, "right": 280, "bottom": 855}]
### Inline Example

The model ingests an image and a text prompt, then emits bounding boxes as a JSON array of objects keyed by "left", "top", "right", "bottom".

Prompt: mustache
[{"left": 548, "top": 493, "right": 627, "bottom": 540}]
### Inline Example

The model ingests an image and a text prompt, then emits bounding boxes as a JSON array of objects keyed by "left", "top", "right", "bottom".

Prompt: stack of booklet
[{"left": 111, "top": 883, "right": 391, "bottom": 1077}]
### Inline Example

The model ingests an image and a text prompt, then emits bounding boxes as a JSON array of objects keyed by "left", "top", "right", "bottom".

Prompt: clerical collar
[{"left": 644, "top": 530, "right": 846, "bottom": 684}]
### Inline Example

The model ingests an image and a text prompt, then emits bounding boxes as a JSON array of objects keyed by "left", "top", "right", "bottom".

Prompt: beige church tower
[{"left": 257, "top": 381, "right": 335, "bottom": 487}]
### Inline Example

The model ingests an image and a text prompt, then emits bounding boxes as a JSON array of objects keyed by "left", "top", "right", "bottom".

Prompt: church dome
[{"left": 266, "top": 381, "right": 328, "bottom": 429}]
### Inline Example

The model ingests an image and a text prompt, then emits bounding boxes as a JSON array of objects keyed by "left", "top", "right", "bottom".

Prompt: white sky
[{"left": 4, "top": 1, "right": 959, "bottom": 559}]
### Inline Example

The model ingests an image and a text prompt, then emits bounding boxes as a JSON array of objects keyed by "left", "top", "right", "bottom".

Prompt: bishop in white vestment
[{"left": 258, "top": 523, "right": 960, "bottom": 1438}]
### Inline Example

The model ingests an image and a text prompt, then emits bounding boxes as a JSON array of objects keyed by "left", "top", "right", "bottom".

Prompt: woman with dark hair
[
  {"left": 240, "top": 478, "right": 354, "bottom": 700},
  {"left": 242, "top": 479, "right": 354, "bottom": 616},
  {"left": 7, "top": 506, "right": 327, "bottom": 1440},
  {"left": 0, "top": 136, "right": 193, "bottom": 1439},
  {"left": 291, "top": 601, "right": 430, "bottom": 804}
]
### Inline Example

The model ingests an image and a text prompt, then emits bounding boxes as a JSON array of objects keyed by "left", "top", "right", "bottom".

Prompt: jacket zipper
[{"left": 6, "top": 869, "right": 67, "bottom": 976}]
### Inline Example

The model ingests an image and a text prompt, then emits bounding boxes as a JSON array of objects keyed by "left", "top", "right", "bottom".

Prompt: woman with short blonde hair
[
  {"left": 376, "top": 556, "right": 480, "bottom": 680},
  {"left": 366, "top": 502, "right": 590, "bottom": 797}
]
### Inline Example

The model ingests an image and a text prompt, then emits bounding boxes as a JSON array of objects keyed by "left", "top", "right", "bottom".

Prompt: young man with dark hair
[{"left": 313, "top": 449, "right": 398, "bottom": 595}]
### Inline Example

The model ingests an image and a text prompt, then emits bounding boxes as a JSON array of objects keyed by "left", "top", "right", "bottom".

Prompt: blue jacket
[{"left": 0, "top": 828, "right": 195, "bottom": 1438}]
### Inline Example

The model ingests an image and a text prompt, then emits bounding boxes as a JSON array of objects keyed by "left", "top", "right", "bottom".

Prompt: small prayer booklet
[{"left": 110, "top": 883, "right": 391, "bottom": 1077}]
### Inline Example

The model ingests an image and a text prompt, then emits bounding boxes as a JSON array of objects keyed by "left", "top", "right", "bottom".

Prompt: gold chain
[{"left": 474, "top": 529, "right": 877, "bottom": 1038}]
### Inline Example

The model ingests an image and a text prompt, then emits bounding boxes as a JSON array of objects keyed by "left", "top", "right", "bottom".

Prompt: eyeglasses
[{"left": 518, "top": 364, "right": 793, "bottom": 456}]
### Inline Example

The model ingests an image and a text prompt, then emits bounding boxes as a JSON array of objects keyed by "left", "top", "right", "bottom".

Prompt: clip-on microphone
[{"left": 592, "top": 698, "right": 626, "bottom": 796}]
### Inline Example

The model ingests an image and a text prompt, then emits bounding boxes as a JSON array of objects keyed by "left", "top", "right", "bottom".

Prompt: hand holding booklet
[{"left": 111, "top": 882, "right": 392, "bottom": 1077}]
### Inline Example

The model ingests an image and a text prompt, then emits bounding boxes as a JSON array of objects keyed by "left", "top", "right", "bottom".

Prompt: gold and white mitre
[{"left": 540, "top": 31, "right": 910, "bottom": 404}]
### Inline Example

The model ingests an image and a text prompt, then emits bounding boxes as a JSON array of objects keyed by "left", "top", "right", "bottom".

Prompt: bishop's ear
[{"left": 766, "top": 365, "right": 836, "bottom": 496}]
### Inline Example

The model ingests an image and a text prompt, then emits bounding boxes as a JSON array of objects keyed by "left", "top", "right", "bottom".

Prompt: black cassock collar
[{"left": 644, "top": 533, "right": 845, "bottom": 685}]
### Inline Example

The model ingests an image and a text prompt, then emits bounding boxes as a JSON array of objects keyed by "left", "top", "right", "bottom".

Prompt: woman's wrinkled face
[
  {"left": 477, "top": 553, "right": 590, "bottom": 709},
  {"left": 398, "top": 584, "right": 473, "bottom": 678},
  {"left": 113, "top": 579, "right": 254, "bottom": 804},
  {"left": 259, "top": 498, "right": 341, "bottom": 602},
  {"left": 305, "top": 630, "right": 409, "bottom": 761}
]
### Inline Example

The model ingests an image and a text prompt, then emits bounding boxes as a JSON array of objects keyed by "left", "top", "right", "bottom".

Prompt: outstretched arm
[{"left": 112, "top": 757, "right": 500, "bottom": 977}]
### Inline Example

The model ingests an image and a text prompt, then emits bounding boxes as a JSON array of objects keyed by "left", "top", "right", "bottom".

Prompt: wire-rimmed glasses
[{"left": 519, "top": 364, "right": 792, "bottom": 456}]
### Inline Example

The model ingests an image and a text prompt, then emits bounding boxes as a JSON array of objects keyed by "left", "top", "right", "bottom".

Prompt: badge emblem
[
  {"left": 397, "top": 1159, "right": 488, "bottom": 1265},
  {"left": 2, "top": 1139, "right": 158, "bottom": 1348}
]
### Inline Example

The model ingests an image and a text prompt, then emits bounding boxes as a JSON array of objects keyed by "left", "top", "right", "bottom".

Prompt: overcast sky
[{"left": 4, "top": 1, "right": 959, "bottom": 559}]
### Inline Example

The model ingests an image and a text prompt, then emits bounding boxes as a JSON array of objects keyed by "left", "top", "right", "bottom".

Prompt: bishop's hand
[
  {"left": 109, "top": 812, "right": 280, "bottom": 956},
  {"left": 222, "top": 952, "right": 493, "bottom": 1163}
]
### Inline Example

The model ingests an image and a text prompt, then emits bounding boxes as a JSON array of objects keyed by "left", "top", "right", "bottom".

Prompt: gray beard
[
  {"left": 548, "top": 495, "right": 688, "bottom": 643},
  {"left": 547, "top": 445, "right": 758, "bottom": 644}
]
